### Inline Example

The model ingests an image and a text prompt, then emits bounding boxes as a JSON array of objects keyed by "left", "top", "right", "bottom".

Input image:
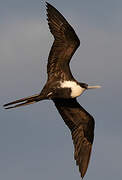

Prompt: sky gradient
[{"left": 0, "top": 0, "right": 122, "bottom": 180}]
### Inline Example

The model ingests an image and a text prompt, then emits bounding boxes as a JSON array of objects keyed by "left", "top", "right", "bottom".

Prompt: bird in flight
[{"left": 4, "top": 2, "right": 101, "bottom": 178}]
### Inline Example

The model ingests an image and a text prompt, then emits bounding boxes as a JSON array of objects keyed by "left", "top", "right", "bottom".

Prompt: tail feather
[
  {"left": 3, "top": 93, "right": 43, "bottom": 109},
  {"left": 4, "top": 101, "right": 36, "bottom": 109}
]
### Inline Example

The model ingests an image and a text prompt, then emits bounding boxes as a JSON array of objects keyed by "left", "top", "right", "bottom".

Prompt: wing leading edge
[{"left": 53, "top": 98, "right": 95, "bottom": 178}]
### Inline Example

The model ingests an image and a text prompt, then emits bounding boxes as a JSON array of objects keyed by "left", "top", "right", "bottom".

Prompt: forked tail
[{"left": 3, "top": 93, "right": 44, "bottom": 109}]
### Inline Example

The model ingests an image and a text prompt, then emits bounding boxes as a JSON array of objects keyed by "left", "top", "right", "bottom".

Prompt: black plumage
[
  {"left": 53, "top": 98, "right": 94, "bottom": 178},
  {"left": 46, "top": 2, "right": 80, "bottom": 81},
  {"left": 3, "top": 2, "right": 100, "bottom": 178}
]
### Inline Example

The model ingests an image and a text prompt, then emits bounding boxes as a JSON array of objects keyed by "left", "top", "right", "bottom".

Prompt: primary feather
[
  {"left": 53, "top": 98, "right": 94, "bottom": 178},
  {"left": 46, "top": 2, "right": 80, "bottom": 81}
]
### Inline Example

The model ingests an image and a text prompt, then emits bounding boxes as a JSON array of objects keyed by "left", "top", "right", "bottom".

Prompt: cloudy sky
[{"left": 0, "top": 0, "right": 122, "bottom": 180}]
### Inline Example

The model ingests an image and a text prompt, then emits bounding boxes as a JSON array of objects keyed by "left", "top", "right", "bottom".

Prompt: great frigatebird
[{"left": 4, "top": 2, "right": 101, "bottom": 178}]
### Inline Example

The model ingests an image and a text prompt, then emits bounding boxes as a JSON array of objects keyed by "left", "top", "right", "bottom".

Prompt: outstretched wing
[
  {"left": 53, "top": 98, "right": 95, "bottom": 178},
  {"left": 46, "top": 3, "right": 80, "bottom": 80}
]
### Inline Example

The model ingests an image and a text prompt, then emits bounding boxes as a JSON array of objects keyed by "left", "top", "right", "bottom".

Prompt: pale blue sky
[{"left": 0, "top": 0, "right": 122, "bottom": 180}]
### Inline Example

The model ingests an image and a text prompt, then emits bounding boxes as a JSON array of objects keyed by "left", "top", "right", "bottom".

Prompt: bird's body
[
  {"left": 40, "top": 80, "right": 86, "bottom": 100},
  {"left": 4, "top": 2, "right": 101, "bottom": 178}
]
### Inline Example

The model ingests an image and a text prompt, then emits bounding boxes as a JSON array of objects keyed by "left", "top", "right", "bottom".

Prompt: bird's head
[{"left": 79, "top": 83, "right": 101, "bottom": 90}]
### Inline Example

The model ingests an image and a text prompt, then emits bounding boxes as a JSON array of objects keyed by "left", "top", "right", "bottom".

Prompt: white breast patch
[{"left": 60, "top": 81, "right": 85, "bottom": 98}]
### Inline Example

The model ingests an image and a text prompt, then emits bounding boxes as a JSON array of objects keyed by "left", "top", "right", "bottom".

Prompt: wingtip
[
  {"left": 46, "top": 2, "right": 57, "bottom": 11},
  {"left": 46, "top": 2, "right": 51, "bottom": 16},
  {"left": 81, "top": 172, "right": 85, "bottom": 179},
  {"left": 81, "top": 175, "right": 84, "bottom": 179},
  {"left": 79, "top": 167, "right": 86, "bottom": 179},
  {"left": 46, "top": 2, "right": 52, "bottom": 8},
  {"left": 45, "top": 1, "right": 48, "bottom": 7}
]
